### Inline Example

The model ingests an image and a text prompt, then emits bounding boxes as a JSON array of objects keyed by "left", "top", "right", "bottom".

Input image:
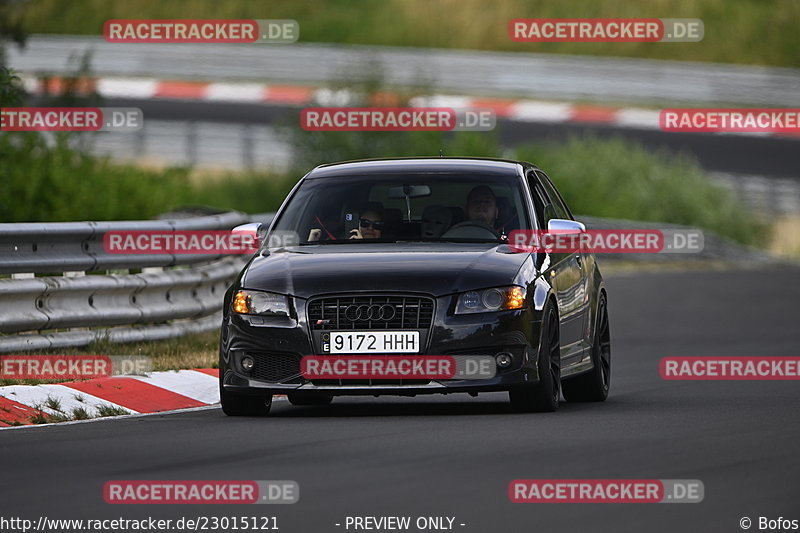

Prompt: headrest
[{"left": 421, "top": 205, "right": 453, "bottom": 238}]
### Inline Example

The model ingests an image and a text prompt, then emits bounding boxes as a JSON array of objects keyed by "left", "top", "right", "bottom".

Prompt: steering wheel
[{"left": 440, "top": 221, "right": 499, "bottom": 239}]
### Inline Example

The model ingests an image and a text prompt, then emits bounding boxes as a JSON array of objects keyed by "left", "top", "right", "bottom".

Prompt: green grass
[
  {"left": 44, "top": 396, "right": 61, "bottom": 412},
  {"left": 1, "top": 331, "right": 220, "bottom": 382},
  {"left": 28, "top": 410, "right": 50, "bottom": 424},
  {"left": 71, "top": 406, "right": 91, "bottom": 420},
  {"left": 0, "top": 332, "right": 221, "bottom": 388},
  {"left": 11, "top": 0, "right": 800, "bottom": 67},
  {"left": 63, "top": 331, "right": 221, "bottom": 371},
  {"left": 95, "top": 404, "right": 130, "bottom": 417},
  {"left": 26, "top": 401, "right": 130, "bottom": 424}
]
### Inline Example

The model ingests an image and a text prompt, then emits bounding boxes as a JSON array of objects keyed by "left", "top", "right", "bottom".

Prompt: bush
[
  {"left": 0, "top": 133, "right": 189, "bottom": 221},
  {"left": 187, "top": 171, "right": 299, "bottom": 214},
  {"left": 0, "top": 131, "right": 300, "bottom": 221},
  {"left": 513, "top": 135, "right": 764, "bottom": 245},
  {"left": 288, "top": 128, "right": 502, "bottom": 172},
  {"left": 1, "top": 130, "right": 764, "bottom": 246}
]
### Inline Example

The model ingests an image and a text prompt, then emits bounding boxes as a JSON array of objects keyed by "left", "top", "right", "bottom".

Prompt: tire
[
  {"left": 288, "top": 393, "right": 333, "bottom": 406},
  {"left": 220, "top": 388, "right": 273, "bottom": 416},
  {"left": 562, "top": 293, "right": 611, "bottom": 402},
  {"left": 509, "top": 303, "right": 560, "bottom": 412}
]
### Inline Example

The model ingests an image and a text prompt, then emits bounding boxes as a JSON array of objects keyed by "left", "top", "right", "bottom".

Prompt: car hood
[{"left": 242, "top": 243, "right": 531, "bottom": 298}]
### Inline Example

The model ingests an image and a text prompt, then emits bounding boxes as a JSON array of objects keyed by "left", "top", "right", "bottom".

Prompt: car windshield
[{"left": 270, "top": 172, "right": 531, "bottom": 245}]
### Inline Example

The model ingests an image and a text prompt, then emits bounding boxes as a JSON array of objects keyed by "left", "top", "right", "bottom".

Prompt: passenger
[
  {"left": 307, "top": 207, "right": 385, "bottom": 241},
  {"left": 349, "top": 209, "right": 385, "bottom": 239}
]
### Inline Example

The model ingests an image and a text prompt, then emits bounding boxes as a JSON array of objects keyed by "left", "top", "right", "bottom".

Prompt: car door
[
  {"left": 538, "top": 171, "right": 593, "bottom": 351},
  {"left": 531, "top": 171, "right": 589, "bottom": 366}
]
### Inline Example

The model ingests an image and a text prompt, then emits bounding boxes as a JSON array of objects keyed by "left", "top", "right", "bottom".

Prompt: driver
[{"left": 465, "top": 185, "right": 499, "bottom": 230}]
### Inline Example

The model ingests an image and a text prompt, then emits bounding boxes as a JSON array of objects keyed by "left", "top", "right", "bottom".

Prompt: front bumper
[{"left": 220, "top": 295, "right": 544, "bottom": 397}]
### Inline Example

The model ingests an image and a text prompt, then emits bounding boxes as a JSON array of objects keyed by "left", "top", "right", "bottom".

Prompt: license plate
[{"left": 326, "top": 331, "right": 420, "bottom": 354}]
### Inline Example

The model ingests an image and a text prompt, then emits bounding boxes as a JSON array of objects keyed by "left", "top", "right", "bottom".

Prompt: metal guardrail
[
  {"left": 579, "top": 216, "right": 776, "bottom": 264},
  {"left": 0, "top": 211, "right": 251, "bottom": 275},
  {"left": 0, "top": 211, "right": 273, "bottom": 354}
]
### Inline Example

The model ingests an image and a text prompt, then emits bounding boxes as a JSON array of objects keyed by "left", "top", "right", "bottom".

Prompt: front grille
[
  {"left": 246, "top": 352, "right": 302, "bottom": 383},
  {"left": 308, "top": 295, "right": 435, "bottom": 330}
]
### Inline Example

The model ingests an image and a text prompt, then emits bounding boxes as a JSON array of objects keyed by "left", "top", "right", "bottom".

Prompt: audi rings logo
[{"left": 344, "top": 304, "right": 397, "bottom": 321}]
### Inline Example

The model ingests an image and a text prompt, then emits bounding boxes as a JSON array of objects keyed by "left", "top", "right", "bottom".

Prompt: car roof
[{"left": 306, "top": 157, "right": 537, "bottom": 179}]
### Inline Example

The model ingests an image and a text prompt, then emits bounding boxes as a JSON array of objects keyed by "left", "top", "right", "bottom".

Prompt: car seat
[
  {"left": 421, "top": 205, "right": 453, "bottom": 238},
  {"left": 495, "top": 196, "right": 519, "bottom": 234}
]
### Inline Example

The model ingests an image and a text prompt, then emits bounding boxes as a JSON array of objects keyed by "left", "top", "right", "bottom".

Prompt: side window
[
  {"left": 535, "top": 171, "right": 571, "bottom": 221},
  {"left": 525, "top": 171, "right": 548, "bottom": 228}
]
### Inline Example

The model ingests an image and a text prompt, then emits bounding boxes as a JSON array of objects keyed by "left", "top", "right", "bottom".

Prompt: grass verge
[
  {"left": 0, "top": 330, "right": 219, "bottom": 387},
  {"left": 25, "top": 399, "right": 132, "bottom": 425}
]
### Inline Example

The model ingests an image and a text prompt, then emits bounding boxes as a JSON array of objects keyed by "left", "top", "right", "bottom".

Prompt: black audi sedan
[{"left": 219, "top": 158, "right": 610, "bottom": 415}]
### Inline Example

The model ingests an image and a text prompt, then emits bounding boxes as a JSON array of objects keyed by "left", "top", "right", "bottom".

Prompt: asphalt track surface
[
  {"left": 2, "top": 266, "right": 799, "bottom": 532},
  {"left": 100, "top": 98, "right": 800, "bottom": 178}
]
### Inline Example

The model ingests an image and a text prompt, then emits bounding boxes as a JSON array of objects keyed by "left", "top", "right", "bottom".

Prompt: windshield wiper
[
  {"left": 397, "top": 238, "right": 499, "bottom": 244},
  {"left": 299, "top": 239, "right": 400, "bottom": 245},
  {"left": 264, "top": 247, "right": 310, "bottom": 253}
]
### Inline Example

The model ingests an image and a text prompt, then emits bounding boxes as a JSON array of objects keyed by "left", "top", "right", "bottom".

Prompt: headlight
[
  {"left": 454, "top": 286, "right": 526, "bottom": 314},
  {"left": 231, "top": 289, "right": 291, "bottom": 316}
]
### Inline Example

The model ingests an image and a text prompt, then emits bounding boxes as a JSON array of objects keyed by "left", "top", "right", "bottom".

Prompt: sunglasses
[{"left": 359, "top": 218, "right": 385, "bottom": 230}]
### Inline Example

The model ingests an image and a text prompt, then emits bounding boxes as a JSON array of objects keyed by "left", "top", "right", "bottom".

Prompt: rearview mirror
[{"left": 388, "top": 184, "right": 431, "bottom": 199}]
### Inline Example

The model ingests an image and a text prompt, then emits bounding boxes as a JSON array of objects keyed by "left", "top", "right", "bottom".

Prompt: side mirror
[
  {"left": 231, "top": 222, "right": 265, "bottom": 251},
  {"left": 232, "top": 222, "right": 264, "bottom": 236},
  {"left": 547, "top": 219, "right": 586, "bottom": 233}
]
